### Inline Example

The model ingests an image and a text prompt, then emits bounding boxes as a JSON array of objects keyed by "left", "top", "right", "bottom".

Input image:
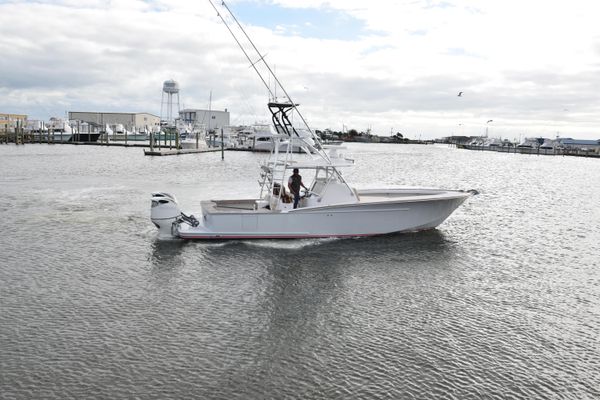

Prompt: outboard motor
[{"left": 150, "top": 192, "right": 181, "bottom": 238}]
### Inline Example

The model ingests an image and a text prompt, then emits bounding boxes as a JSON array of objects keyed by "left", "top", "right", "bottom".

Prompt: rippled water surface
[{"left": 1, "top": 143, "right": 599, "bottom": 399}]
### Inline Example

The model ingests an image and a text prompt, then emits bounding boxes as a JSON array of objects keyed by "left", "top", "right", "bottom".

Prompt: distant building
[
  {"left": 67, "top": 111, "right": 160, "bottom": 131},
  {"left": 555, "top": 138, "right": 600, "bottom": 150},
  {"left": 179, "top": 108, "right": 230, "bottom": 130},
  {"left": 0, "top": 113, "right": 27, "bottom": 133}
]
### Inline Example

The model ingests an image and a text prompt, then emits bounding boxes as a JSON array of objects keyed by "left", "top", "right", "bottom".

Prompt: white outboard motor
[{"left": 151, "top": 192, "right": 181, "bottom": 238}]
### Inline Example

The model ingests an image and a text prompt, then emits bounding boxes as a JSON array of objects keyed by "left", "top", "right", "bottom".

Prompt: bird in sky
[{"left": 458, "top": 92, "right": 463, "bottom": 97}]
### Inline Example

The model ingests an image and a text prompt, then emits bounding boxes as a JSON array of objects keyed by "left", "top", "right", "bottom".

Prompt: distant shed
[
  {"left": 179, "top": 108, "right": 230, "bottom": 130},
  {"left": 68, "top": 111, "right": 160, "bottom": 131}
]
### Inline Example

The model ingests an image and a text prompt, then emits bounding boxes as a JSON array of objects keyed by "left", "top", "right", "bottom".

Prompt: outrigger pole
[
  {"left": 206, "top": 0, "right": 275, "bottom": 100},
  {"left": 217, "top": 1, "right": 311, "bottom": 131},
  {"left": 207, "top": 0, "right": 331, "bottom": 161}
]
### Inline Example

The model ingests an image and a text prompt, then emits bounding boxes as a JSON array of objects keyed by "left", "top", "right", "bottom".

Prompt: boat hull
[
  {"left": 108, "top": 134, "right": 150, "bottom": 142},
  {"left": 50, "top": 133, "right": 73, "bottom": 143},
  {"left": 180, "top": 139, "right": 207, "bottom": 149},
  {"left": 175, "top": 191, "right": 470, "bottom": 239}
]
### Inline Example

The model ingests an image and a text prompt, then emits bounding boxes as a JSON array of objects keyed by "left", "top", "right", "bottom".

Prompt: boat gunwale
[{"left": 198, "top": 190, "right": 471, "bottom": 216}]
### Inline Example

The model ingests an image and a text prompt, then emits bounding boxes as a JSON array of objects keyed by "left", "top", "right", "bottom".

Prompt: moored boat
[
  {"left": 24, "top": 120, "right": 48, "bottom": 135},
  {"left": 70, "top": 120, "right": 102, "bottom": 142},
  {"left": 107, "top": 124, "right": 149, "bottom": 141},
  {"left": 47, "top": 118, "right": 73, "bottom": 142},
  {"left": 205, "top": 126, "right": 239, "bottom": 148},
  {"left": 540, "top": 139, "right": 554, "bottom": 149},
  {"left": 237, "top": 124, "right": 289, "bottom": 152}
]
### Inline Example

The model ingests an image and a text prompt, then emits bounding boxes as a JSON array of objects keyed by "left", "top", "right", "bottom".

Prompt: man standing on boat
[{"left": 288, "top": 168, "right": 308, "bottom": 209}]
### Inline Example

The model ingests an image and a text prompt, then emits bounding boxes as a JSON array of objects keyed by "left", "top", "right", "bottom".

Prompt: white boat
[
  {"left": 149, "top": 2, "right": 475, "bottom": 240},
  {"left": 539, "top": 138, "right": 554, "bottom": 149},
  {"left": 108, "top": 124, "right": 148, "bottom": 141},
  {"left": 24, "top": 120, "right": 49, "bottom": 140},
  {"left": 237, "top": 124, "right": 289, "bottom": 152},
  {"left": 24, "top": 120, "right": 47, "bottom": 134},
  {"left": 132, "top": 126, "right": 150, "bottom": 141},
  {"left": 98, "top": 124, "right": 114, "bottom": 141},
  {"left": 150, "top": 103, "right": 475, "bottom": 240},
  {"left": 179, "top": 127, "right": 208, "bottom": 149},
  {"left": 517, "top": 137, "right": 542, "bottom": 148},
  {"left": 237, "top": 124, "right": 315, "bottom": 153},
  {"left": 205, "top": 126, "right": 239, "bottom": 148},
  {"left": 172, "top": 120, "right": 205, "bottom": 149},
  {"left": 47, "top": 118, "right": 73, "bottom": 142},
  {"left": 484, "top": 137, "right": 503, "bottom": 148}
]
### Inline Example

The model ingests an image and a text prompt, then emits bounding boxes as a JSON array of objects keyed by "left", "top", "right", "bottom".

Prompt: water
[{"left": 1, "top": 143, "right": 599, "bottom": 399}]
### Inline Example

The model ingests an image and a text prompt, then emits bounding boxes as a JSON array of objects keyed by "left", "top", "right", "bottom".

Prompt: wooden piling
[{"left": 221, "top": 128, "right": 224, "bottom": 160}]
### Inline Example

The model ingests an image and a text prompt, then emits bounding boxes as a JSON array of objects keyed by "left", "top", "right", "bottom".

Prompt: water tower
[{"left": 160, "top": 79, "right": 180, "bottom": 127}]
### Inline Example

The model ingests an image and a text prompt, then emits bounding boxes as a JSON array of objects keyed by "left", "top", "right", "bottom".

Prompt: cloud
[{"left": 1, "top": 0, "right": 600, "bottom": 139}]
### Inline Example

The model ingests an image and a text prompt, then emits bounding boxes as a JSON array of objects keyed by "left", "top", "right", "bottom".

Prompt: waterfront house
[{"left": 0, "top": 113, "right": 27, "bottom": 134}]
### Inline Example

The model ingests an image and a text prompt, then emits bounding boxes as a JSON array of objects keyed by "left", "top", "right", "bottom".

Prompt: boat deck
[
  {"left": 200, "top": 189, "right": 470, "bottom": 216},
  {"left": 356, "top": 189, "right": 469, "bottom": 203}
]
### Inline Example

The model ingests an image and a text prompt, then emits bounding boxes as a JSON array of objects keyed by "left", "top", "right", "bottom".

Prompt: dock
[
  {"left": 143, "top": 148, "right": 222, "bottom": 156},
  {"left": 69, "top": 141, "right": 149, "bottom": 147},
  {"left": 457, "top": 144, "right": 600, "bottom": 158},
  {"left": 0, "top": 128, "right": 225, "bottom": 155}
]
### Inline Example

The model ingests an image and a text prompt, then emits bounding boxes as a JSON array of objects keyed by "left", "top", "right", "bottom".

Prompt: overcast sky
[{"left": 1, "top": 0, "right": 600, "bottom": 140}]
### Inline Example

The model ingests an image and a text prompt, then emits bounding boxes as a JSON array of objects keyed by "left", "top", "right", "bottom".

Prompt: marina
[
  {"left": 456, "top": 143, "right": 600, "bottom": 158},
  {"left": 4, "top": 122, "right": 599, "bottom": 160},
  {"left": 2, "top": 0, "right": 600, "bottom": 398}
]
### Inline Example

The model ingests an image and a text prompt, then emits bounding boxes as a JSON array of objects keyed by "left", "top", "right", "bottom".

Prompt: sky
[{"left": 1, "top": 0, "right": 600, "bottom": 140}]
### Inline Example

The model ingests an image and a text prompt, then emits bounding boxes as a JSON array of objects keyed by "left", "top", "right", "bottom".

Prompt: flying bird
[{"left": 458, "top": 92, "right": 463, "bottom": 97}]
